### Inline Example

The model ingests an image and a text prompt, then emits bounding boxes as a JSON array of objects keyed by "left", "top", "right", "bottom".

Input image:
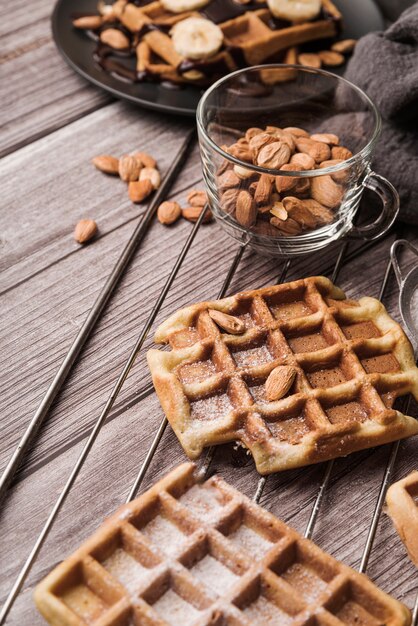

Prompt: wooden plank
[
  {"left": 0, "top": 101, "right": 194, "bottom": 293},
  {"left": 0, "top": 0, "right": 112, "bottom": 157}
]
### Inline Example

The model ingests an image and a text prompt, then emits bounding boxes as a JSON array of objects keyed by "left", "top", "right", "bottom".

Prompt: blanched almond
[
  {"left": 270, "top": 202, "right": 288, "bottom": 220},
  {"left": 128, "top": 179, "right": 153, "bottom": 203},
  {"left": 92, "top": 155, "right": 119, "bottom": 175},
  {"left": 100, "top": 28, "right": 130, "bottom": 49},
  {"left": 310, "top": 175, "right": 343, "bottom": 208},
  {"left": 234, "top": 164, "right": 255, "bottom": 179},
  {"left": 157, "top": 201, "right": 181, "bottom": 225},
  {"left": 265, "top": 365, "right": 297, "bottom": 401},
  {"left": 208, "top": 309, "right": 245, "bottom": 334},
  {"left": 236, "top": 190, "right": 257, "bottom": 228},
  {"left": 140, "top": 167, "right": 161, "bottom": 189}
]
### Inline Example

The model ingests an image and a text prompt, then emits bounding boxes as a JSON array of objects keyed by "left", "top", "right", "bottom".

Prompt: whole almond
[
  {"left": 134, "top": 151, "right": 157, "bottom": 168},
  {"left": 319, "top": 50, "right": 345, "bottom": 66},
  {"left": 299, "top": 198, "right": 334, "bottom": 224},
  {"left": 157, "top": 201, "right": 181, "bottom": 225},
  {"left": 331, "top": 146, "right": 353, "bottom": 161},
  {"left": 290, "top": 152, "right": 315, "bottom": 170},
  {"left": 254, "top": 174, "right": 274, "bottom": 205},
  {"left": 187, "top": 189, "right": 207, "bottom": 207},
  {"left": 310, "top": 133, "right": 340, "bottom": 146},
  {"left": 319, "top": 159, "right": 349, "bottom": 184},
  {"left": 221, "top": 188, "right": 239, "bottom": 214},
  {"left": 228, "top": 143, "right": 252, "bottom": 163},
  {"left": 182, "top": 205, "right": 213, "bottom": 223},
  {"left": 275, "top": 163, "right": 300, "bottom": 193},
  {"left": 73, "top": 15, "right": 103, "bottom": 29},
  {"left": 100, "top": 28, "right": 130, "bottom": 49},
  {"left": 295, "top": 137, "right": 330, "bottom": 163},
  {"left": 257, "top": 141, "right": 291, "bottom": 169},
  {"left": 140, "top": 166, "right": 161, "bottom": 189},
  {"left": 270, "top": 216, "right": 302, "bottom": 235},
  {"left": 245, "top": 127, "right": 263, "bottom": 142},
  {"left": 331, "top": 39, "right": 356, "bottom": 54},
  {"left": 282, "top": 196, "right": 318, "bottom": 229},
  {"left": 265, "top": 128, "right": 296, "bottom": 153},
  {"left": 208, "top": 309, "right": 245, "bottom": 335},
  {"left": 92, "top": 155, "right": 119, "bottom": 175},
  {"left": 284, "top": 126, "right": 310, "bottom": 138},
  {"left": 119, "top": 155, "right": 142, "bottom": 182},
  {"left": 236, "top": 190, "right": 257, "bottom": 228},
  {"left": 298, "top": 53, "right": 321, "bottom": 68},
  {"left": 310, "top": 175, "right": 343, "bottom": 208},
  {"left": 270, "top": 201, "right": 288, "bottom": 220},
  {"left": 249, "top": 132, "right": 277, "bottom": 157},
  {"left": 291, "top": 178, "right": 310, "bottom": 197},
  {"left": 218, "top": 169, "right": 240, "bottom": 191},
  {"left": 265, "top": 365, "right": 297, "bottom": 401},
  {"left": 74, "top": 219, "right": 97, "bottom": 244},
  {"left": 128, "top": 179, "right": 153, "bottom": 203}
]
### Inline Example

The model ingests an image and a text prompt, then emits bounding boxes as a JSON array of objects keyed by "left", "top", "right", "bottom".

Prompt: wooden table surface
[{"left": 1, "top": 2, "right": 418, "bottom": 624}]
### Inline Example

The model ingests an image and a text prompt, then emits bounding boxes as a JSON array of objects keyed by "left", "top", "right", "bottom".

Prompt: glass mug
[{"left": 197, "top": 65, "right": 399, "bottom": 257}]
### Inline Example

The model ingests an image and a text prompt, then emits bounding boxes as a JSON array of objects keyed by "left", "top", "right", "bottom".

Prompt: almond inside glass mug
[{"left": 197, "top": 65, "right": 399, "bottom": 257}]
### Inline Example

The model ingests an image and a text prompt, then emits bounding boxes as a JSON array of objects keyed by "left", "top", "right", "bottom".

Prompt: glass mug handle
[{"left": 348, "top": 171, "right": 399, "bottom": 240}]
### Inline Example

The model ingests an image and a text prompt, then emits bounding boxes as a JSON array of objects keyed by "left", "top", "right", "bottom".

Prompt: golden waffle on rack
[
  {"left": 147, "top": 277, "right": 418, "bottom": 474},
  {"left": 35, "top": 463, "right": 411, "bottom": 625},
  {"left": 386, "top": 471, "right": 418, "bottom": 567}
]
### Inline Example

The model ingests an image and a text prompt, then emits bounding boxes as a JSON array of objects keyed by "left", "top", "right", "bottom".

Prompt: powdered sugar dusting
[
  {"left": 191, "top": 555, "right": 239, "bottom": 595},
  {"left": 244, "top": 596, "right": 293, "bottom": 625},
  {"left": 282, "top": 563, "right": 327, "bottom": 604},
  {"left": 228, "top": 525, "right": 272, "bottom": 558},
  {"left": 141, "top": 516, "right": 186, "bottom": 556},
  {"left": 180, "top": 484, "right": 225, "bottom": 523},
  {"left": 153, "top": 590, "right": 200, "bottom": 626},
  {"left": 102, "top": 548, "right": 147, "bottom": 597},
  {"left": 190, "top": 393, "right": 233, "bottom": 421},
  {"left": 233, "top": 345, "right": 272, "bottom": 369}
]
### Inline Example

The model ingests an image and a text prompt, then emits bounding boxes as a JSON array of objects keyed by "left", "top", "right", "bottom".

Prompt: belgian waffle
[
  {"left": 386, "top": 471, "right": 418, "bottom": 567},
  {"left": 147, "top": 276, "right": 418, "bottom": 474},
  {"left": 75, "top": 0, "right": 342, "bottom": 86},
  {"left": 35, "top": 463, "right": 411, "bottom": 625}
]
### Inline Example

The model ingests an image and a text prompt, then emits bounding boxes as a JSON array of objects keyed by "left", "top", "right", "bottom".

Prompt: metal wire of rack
[{"left": 1, "top": 152, "right": 417, "bottom": 624}]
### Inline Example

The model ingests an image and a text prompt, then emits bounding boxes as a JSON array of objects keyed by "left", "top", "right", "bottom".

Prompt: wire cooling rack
[{"left": 1, "top": 135, "right": 417, "bottom": 625}]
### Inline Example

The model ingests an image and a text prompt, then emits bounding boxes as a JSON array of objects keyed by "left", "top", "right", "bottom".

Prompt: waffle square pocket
[
  {"left": 34, "top": 463, "right": 411, "bottom": 625},
  {"left": 147, "top": 277, "right": 418, "bottom": 474}
]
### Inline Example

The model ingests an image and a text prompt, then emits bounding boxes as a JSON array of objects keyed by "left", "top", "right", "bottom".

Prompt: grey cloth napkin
[{"left": 344, "top": 3, "right": 418, "bottom": 224}]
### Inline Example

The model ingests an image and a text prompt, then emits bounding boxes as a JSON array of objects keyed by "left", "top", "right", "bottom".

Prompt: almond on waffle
[
  {"left": 386, "top": 471, "right": 418, "bottom": 567},
  {"left": 35, "top": 463, "right": 411, "bottom": 625},
  {"left": 74, "top": 0, "right": 342, "bottom": 86},
  {"left": 147, "top": 276, "right": 418, "bottom": 474}
]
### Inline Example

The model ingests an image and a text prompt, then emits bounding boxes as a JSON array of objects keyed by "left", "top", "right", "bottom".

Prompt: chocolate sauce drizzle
[{"left": 77, "top": 0, "right": 339, "bottom": 88}]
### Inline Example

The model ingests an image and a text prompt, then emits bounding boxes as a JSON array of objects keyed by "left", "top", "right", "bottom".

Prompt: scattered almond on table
[
  {"left": 74, "top": 219, "right": 97, "bottom": 244},
  {"left": 92, "top": 150, "right": 159, "bottom": 204},
  {"left": 156, "top": 188, "right": 211, "bottom": 226}
]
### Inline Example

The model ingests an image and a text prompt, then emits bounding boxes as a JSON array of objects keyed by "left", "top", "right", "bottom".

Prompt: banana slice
[
  {"left": 161, "top": 0, "right": 210, "bottom": 13},
  {"left": 267, "top": 0, "right": 321, "bottom": 23},
  {"left": 171, "top": 17, "right": 224, "bottom": 60}
]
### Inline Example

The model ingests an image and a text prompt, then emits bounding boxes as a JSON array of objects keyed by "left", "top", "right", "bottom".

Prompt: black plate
[{"left": 51, "top": 0, "right": 384, "bottom": 117}]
